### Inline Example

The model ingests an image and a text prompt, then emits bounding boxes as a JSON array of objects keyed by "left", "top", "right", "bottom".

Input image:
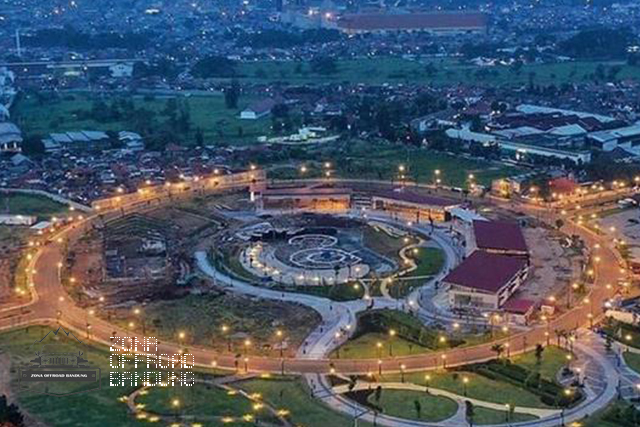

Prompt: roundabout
[{"left": 0, "top": 172, "right": 628, "bottom": 427}]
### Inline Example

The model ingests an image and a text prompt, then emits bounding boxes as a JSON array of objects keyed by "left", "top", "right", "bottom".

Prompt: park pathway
[{"left": 304, "top": 330, "right": 619, "bottom": 427}]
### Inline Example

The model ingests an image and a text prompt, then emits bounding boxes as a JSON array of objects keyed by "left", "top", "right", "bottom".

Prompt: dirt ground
[
  {"left": 0, "top": 227, "right": 31, "bottom": 303},
  {"left": 515, "top": 224, "right": 583, "bottom": 306}
]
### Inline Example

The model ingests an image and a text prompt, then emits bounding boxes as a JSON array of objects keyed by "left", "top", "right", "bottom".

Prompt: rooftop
[
  {"left": 371, "top": 188, "right": 458, "bottom": 207},
  {"left": 444, "top": 250, "right": 528, "bottom": 294},
  {"left": 337, "top": 11, "right": 487, "bottom": 32},
  {"left": 473, "top": 220, "right": 528, "bottom": 253}
]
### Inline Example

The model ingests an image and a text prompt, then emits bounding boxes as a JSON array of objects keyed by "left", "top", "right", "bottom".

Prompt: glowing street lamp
[
  {"left": 221, "top": 325, "right": 231, "bottom": 351},
  {"left": 276, "top": 329, "right": 285, "bottom": 358}
]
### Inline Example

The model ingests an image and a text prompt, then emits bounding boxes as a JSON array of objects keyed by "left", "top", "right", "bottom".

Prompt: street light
[
  {"left": 276, "top": 329, "right": 285, "bottom": 358},
  {"left": 221, "top": 325, "right": 231, "bottom": 351}
]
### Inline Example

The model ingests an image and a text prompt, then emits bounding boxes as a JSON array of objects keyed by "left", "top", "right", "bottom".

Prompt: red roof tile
[
  {"left": 473, "top": 220, "right": 528, "bottom": 253},
  {"left": 444, "top": 251, "right": 528, "bottom": 294}
]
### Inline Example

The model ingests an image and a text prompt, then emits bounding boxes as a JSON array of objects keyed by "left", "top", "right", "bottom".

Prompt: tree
[
  {"left": 0, "top": 395, "right": 25, "bottom": 427},
  {"left": 414, "top": 399, "right": 422, "bottom": 419},
  {"left": 465, "top": 400, "right": 475, "bottom": 427},
  {"left": 534, "top": 344, "right": 545, "bottom": 365},
  {"left": 224, "top": 80, "right": 240, "bottom": 109},
  {"left": 192, "top": 56, "right": 237, "bottom": 78},
  {"left": 194, "top": 127, "right": 204, "bottom": 146},
  {"left": 374, "top": 385, "right": 382, "bottom": 403},
  {"left": 20, "top": 135, "right": 45, "bottom": 156}
]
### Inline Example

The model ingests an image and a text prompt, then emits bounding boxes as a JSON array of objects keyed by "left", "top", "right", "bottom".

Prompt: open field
[
  {"left": 137, "top": 383, "right": 273, "bottom": 422},
  {"left": 111, "top": 293, "right": 321, "bottom": 357},
  {"left": 471, "top": 407, "right": 537, "bottom": 425},
  {"left": 332, "top": 331, "right": 432, "bottom": 359},
  {"left": 0, "top": 326, "right": 145, "bottom": 426},
  {"left": 231, "top": 58, "right": 640, "bottom": 87},
  {"left": 0, "top": 193, "right": 68, "bottom": 219},
  {"left": 11, "top": 92, "right": 271, "bottom": 144},
  {"left": 0, "top": 327, "right": 361, "bottom": 427},
  {"left": 326, "top": 139, "right": 523, "bottom": 187},
  {"left": 237, "top": 376, "right": 366, "bottom": 427}
]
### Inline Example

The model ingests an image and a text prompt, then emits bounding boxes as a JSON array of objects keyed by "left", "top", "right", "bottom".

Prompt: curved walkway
[
  {"left": 331, "top": 382, "right": 559, "bottom": 418},
  {"left": 306, "top": 330, "right": 619, "bottom": 427}
]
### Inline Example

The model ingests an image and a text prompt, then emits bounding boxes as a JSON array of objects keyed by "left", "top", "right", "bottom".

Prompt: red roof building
[
  {"left": 472, "top": 220, "right": 528, "bottom": 256},
  {"left": 444, "top": 251, "right": 529, "bottom": 309}
]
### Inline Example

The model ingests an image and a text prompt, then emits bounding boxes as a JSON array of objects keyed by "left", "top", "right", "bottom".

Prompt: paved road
[{"left": 0, "top": 183, "right": 624, "bottom": 378}]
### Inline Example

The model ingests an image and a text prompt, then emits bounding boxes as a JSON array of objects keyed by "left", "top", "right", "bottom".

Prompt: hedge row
[{"left": 467, "top": 360, "right": 581, "bottom": 407}]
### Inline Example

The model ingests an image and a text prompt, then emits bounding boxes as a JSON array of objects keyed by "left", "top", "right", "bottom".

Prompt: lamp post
[
  {"left": 276, "top": 329, "right": 285, "bottom": 358},
  {"left": 244, "top": 339, "right": 251, "bottom": 358},
  {"left": 388, "top": 329, "right": 396, "bottom": 357},
  {"left": 221, "top": 325, "right": 231, "bottom": 352}
]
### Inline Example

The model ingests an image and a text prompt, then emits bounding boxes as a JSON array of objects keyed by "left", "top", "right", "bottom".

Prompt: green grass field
[
  {"left": 405, "top": 247, "right": 445, "bottom": 278},
  {"left": 11, "top": 92, "right": 272, "bottom": 144},
  {"left": 389, "top": 247, "right": 444, "bottom": 299},
  {"left": 511, "top": 345, "right": 570, "bottom": 381},
  {"left": 0, "top": 326, "right": 146, "bottom": 426},
  {"left": 0, "top": 193, "right": 68, "bottom": 219},
  {"left": 0, "top": 327, "right": 364, "bottom": 427},
  {"left": 623, "top": 351, "right": 640, "bottom": 375},
  {"left": 231, "top": 58, "right": 640, "bottom": 87},
  {"left": 237, "top": 376, "right": 365, "bottom": 427},
  {"left": 330, "top": 139, "right": 522, "bottom": 187},
  {"left": 136, "top": 382, "right": 273, "bottom": 423},
  {"left": 369, "top": 389, "right": 458, "bottom": 422},
  {"left": 332, "top": 332, "right": 432, "bottom": 359},
  {"left": 470, "top": 406, "right": 537, "bottom": 425},
  {"left": 381, "top": 370, "right": 551, "bottom": 409}
]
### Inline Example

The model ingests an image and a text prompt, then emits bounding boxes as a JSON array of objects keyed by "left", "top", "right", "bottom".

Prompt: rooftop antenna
[{"left": 15, "top": 29, "right": 22, "bottom": 58}]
